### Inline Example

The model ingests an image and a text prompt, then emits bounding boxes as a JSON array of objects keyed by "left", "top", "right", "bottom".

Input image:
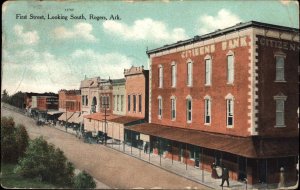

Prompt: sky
[{"left": 1, "top": 0, "right": 299, "bottom": 95}]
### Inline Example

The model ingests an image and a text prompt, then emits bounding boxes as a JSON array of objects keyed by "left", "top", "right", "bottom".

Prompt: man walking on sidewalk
[{"left": 220, "top": 167, "right": 230, "bottom": 187}]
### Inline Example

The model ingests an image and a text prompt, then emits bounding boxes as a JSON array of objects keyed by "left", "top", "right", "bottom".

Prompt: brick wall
[
  {"left": 126, "top": 73, "right": 147, "bottom": 118},
  {"left": 150, "top": 36, "right": 252, "bottom": 137},
  {"left": 255, "top": 36, "right": 299, "bottom": 137}
]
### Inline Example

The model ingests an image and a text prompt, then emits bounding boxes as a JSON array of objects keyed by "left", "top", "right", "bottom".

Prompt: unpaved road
[{"left": 1, "top": 107, "right": 207, "bottom": 189}]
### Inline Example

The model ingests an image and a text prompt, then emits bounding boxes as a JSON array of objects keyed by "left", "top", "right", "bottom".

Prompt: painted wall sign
[
  {"left": 181, "top": 36, "right": 249, "bottom": 59},
  {"left": 259, "top": 37, "right": 300, "bottom": 51}
]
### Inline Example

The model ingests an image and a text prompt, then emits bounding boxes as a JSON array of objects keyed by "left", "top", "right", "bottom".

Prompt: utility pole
[
  {"left": 102, "top": 101, "right": 109, "bottom": 145},
  {"left": 65, "top": 103, "right": 68, "bottom": 132}
]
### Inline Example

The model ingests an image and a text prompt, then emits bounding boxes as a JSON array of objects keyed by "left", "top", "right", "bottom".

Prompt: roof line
[{"left": 146, "top": 21, "right": 299, "bottom": 56}]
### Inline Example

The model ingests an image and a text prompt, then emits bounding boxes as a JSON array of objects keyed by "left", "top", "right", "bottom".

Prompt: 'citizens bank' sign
[
  {"left": 259, "top": 36, "right": 300, "bottom": 51},
  {"left": 181, "top": 36, "right": 248, "bottom": 59}
]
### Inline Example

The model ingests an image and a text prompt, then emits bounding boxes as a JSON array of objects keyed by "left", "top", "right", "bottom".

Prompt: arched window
[
  {"left": 204, "top": 95, "right": 211, "bottom": 124},
  {"left": 170, "top": 96, "right": 176, "bottom": 120},
  {"left": 158, "top": 65, "right": 163, "bottom": 88},
  {"left": 227, "top": 51, "right": 234, "bottom": 84},
  {"left": 91, "top": 96, "right": 97, "bottom": 113},
  {"left": 186, "top": 95, "right": 192, "bottom": 123},
  {"left": 204, "top": 55, "right": 212, "bottom": 86},
  {"left": 187, "top": 59, "right": 193, "bottom": 87},
  {"left": 225, "top": 93, "right": 234, "bottom": 127},
  {"left": 158, "top": 96, "right": 163, "bottom": 119},
  {"left": 171, "top": 61, "right": 177, "bottom": 88}
]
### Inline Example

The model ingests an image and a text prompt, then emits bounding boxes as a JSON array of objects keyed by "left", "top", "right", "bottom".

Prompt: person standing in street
[{"left": 220, "top": 167, "right": 230, "bottom": 187}]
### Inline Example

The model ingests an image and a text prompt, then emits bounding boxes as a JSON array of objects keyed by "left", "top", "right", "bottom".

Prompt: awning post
[
  {"left": 202, "top": 147, "right": 204, "bottom": 182},
  {"left": 159, "top": 138, "right": 162, "bottom": 166},
  {"left": 186, "top": 143, "right": 188, "bottom": 170},
  {"left": 171, "top": 141, "right": 173, "bottom": 165},
  {"left": 130, "top": 130, "right": 133, "bottom": 155},
  {"left": 149, "top": 139, "right": 151, "bottom": 163},
  {"left": 266, "top": 159, "right": 268, "bottom": 189}
]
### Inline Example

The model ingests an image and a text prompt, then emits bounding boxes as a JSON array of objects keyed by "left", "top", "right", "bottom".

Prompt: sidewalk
[
  {"left": 47, "top": 125, "right": 296, "bottom": 189},
  {"left": 106, "top": 142, "right": 296, "bottom": 190}
]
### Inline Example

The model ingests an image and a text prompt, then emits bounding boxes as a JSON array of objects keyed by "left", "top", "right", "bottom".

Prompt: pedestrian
[
  {"left": 278, "top": 167, "right": 285, "bottom": 188},
  {"left": 220, "top": 167, "right": 230, "bottom": 187},
  {"left": 211, "top": 162, "right": 218, "bottom": 179}
]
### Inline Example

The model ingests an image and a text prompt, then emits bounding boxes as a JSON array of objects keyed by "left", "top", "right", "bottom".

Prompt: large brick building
[{"left": 127, "top": 21, "right": 299, "bottom": 185}]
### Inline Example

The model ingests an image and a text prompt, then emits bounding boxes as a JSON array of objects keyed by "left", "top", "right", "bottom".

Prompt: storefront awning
[
  {"left": 109, "top": 116, "right": 144, "bottom": 125},
  {"left": 47, "top": 110, "right": 63, "bottom": 115},
  {"left": 125, "top": 123, "right": 299, "bottom": 159},
  {"left": 58, "top": 111, "right": 74, "bottom": 121},
  {"left": 68, "top": 112, "right": 83, "bottom": 124},
  {"left": 84, "top": 113, "right": 144, "bottom": 125}
]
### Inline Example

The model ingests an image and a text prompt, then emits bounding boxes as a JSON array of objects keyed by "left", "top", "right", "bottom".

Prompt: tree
[
  {"left": 1, "top": 117, "right": 30, "bottom": 163},
  {"left": 15, "top": 124, "right": 29, "bottom": 159},
  {"left": 73, "top": 170, "right": 96, "bottom": 189},
  {"left": 15, "top": 137, "right": 75, "bottom": 186},
  {"left": 1, "top": 116, "right": 18, "bottom": 162},
  {"left": 1, "top": 89, "right": 10, "bottom": 103}
]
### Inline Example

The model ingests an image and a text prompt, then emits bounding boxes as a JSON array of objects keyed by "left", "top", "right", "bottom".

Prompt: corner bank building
[{"left": 128, "top": 21, "right": 299, "bottom": 185}]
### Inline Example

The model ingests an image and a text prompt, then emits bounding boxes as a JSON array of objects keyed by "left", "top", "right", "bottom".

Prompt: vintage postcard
[{"left": 1, "top": 0, "right": 299, "bottom": 189}]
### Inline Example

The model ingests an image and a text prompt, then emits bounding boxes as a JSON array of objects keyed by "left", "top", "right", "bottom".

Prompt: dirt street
[{"left": 1, "top": 108, "right": 207, "bottom": 189}]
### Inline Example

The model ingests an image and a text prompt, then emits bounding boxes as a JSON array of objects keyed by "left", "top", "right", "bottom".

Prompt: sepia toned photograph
[{"left": 1, "top": 0, "right": 299, "bottom": 189}]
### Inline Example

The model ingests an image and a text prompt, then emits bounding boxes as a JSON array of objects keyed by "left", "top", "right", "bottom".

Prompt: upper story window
[
  {"left": 82, "top": 96, "right": 85, "bottom": 106},
  {"left": 138, "top": 94, "right": 142, "bottom": 113},
  {"left": 171, "top": 62, "right": 177, "bottom": 88},
  {"left": 117, "top": 95, "right": 120, "bottom": 111},
  {"left": 158, "top": 96, "right": 162, "bottom": 119},
  {"left": 127, "top": 95, "right": 131, "bottom": 112},
  {"left": 274, "top": 52, "right": 286, "bottom": 82},
  {"left": 187, "top": 59, "right": 193, "bottom": 87},
  {"left": 274, "top": 94, "right": 287, "bottom": 127},
  {"left": 204, "top": 95, "right": 211, "bottom": 124},
  {"left": 101, "top": 96, "right": 109, "bottom": 109},
  {"left": 121, "top": 95, "right": 124, "bottom": 112},
  {"left": 205, "top": 55, "right": 212, "bottom": 86},
  {"left": 171, "top": 96, "right": 176, "bottom": 120},
  {"left": 186, "top": 95, "right": 192, "bottom": 123},
  {"left": 133, "top": 95, "right": 136, "bottom": 112},
  {"left": 85, "top": 96, "right": 88, "bottom": 106},
  {"left": 227, "top": 51, "right": 234, "bottom": 84},
  {"left": 158, "top": 65, "right": 163, "bottom": 88},
  {"left": 225, "top": 94, "right": 234, "bottom": 128}
]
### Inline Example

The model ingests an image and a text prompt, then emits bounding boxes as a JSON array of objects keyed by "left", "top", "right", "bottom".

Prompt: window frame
[
  {"left": 170, "top": 96, "right": 176, "bottom": 120},
  {"left": 127, "top": 95, "right": 131, "bottom": 112},
  {"left": 158, "top": 96, "right": 163, "bottom": 119},
  {"left": 204, "top": 55, "right": 212, "bottom": 86},
  {"left": 187, "top": 59, "right": 193, "bottom": 87},
  {"left": 225, "top": 94, "right": 234, "bottom": 128},
  {"left": 274, "top": 52, "right": 286, "bottom": 82},
  {"left": 186, "top": 95, "right": 192, "bottom": 123},
  {"left": 171, "top": 62, "right": 177, "bottom": 88},
  {"left": 227, "top": 51, "right": 234, "bottom": 84},
  {"left": 274, "top": 95, "right": 287, "bottom": 127},
  {"left": 204, "top": 96, "right": 211, "bottom": 125},
  {"left": 138, "top": 94, "right": 142, "bottom": 113},
  {"left": 158, "top": 65, "right": 163, "bottom": 88},
  {"left": 133, "top": 94, "right": 136, "bottom": 112}
]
